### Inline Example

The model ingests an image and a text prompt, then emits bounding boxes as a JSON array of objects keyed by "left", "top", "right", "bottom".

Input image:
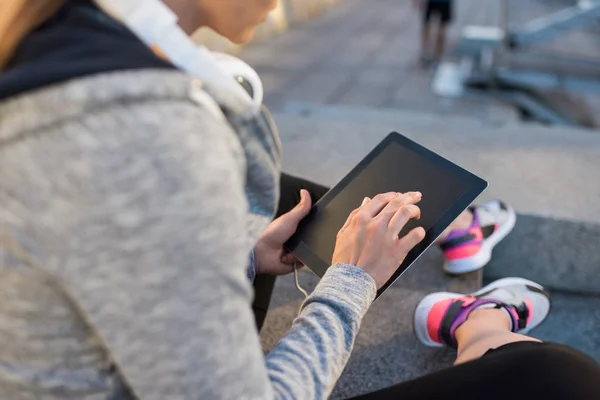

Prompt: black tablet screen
[{"left": 301, "top": 141, "right": 469, "bottom": 264}]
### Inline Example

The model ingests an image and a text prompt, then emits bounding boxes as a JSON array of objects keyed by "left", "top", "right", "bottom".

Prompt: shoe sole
[
  {"left": 443, "top": 205, "right": 517, "bottom": 275},
  {"left": 414, "top": 277, "right": 550, "bottom": 347}
]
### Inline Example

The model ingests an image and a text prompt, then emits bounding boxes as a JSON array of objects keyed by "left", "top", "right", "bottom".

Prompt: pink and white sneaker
[
  {"left": 414, "top": 278, "right": 551, "bottom": 348},
  {"left": 441, "top": 200, "right": 517, "bottom": 275}
]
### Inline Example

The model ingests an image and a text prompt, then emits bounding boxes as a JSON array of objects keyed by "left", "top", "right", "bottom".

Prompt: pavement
[{"left": 240, "top": 0, "right": 600, "bottom": 125}]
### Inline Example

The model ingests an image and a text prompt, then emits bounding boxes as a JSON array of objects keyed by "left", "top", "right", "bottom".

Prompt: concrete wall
[{"left": 192, "top": 0, "right": 345, "bottom": 52}]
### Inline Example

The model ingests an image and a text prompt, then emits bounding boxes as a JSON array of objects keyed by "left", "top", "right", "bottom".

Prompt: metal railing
[{"left": 436, "top": 0, "right": 600, "bottom": 127}]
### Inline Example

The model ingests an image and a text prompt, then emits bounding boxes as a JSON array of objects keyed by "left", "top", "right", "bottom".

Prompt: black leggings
[
  {"left": 351, "top": 342, "right": 600, "bottom": 399},
  {"left": 253, "top": 174, "right": 600, "bottom": 399}
]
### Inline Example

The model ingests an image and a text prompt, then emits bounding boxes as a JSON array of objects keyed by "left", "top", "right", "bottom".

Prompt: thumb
[
  {"left": 265, "top": 190, "right": 313, "bottom": 246},
  {"left": 279, "top": 190, "right": 312, "bottom": 228},
  {"left": 288, "top": 189, "right": 312, "bottom": 221}
]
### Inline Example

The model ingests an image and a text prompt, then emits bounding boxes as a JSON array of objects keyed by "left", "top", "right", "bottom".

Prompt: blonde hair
[{"left": 0, "top": 0, "right": 66, "bottom": 69}]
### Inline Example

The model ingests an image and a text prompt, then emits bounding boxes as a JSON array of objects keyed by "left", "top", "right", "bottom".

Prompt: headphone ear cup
[
  {"left": 212, "top": 52, "right": 264, "bottom": 109},
  {"left": 236, "top": 76, "right": 254, "bottom": 98}
]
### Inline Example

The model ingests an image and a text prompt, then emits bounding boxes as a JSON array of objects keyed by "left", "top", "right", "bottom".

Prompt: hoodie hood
[{"left": 0, "top": 1, "right": 174, "bottom": 102}]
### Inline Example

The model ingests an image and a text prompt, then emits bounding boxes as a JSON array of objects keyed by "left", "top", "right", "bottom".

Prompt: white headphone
[{"left": 94, "top": 0, "right": 264, "bottom": 120}]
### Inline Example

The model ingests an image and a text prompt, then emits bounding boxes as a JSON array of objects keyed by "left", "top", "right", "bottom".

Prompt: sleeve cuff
[{"left": 303, "top": 264, "right": 377, "bottom": 321}]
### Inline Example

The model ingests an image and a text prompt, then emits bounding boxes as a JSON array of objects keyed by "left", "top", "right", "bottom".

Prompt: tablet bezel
[{"left": 285, "top": 132, "right": 488, "bottom": 298}]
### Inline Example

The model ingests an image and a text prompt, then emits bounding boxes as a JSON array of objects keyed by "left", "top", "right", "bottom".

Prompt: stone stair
[{"left": 258, "top": 103, "right": 600, "bottom": 398}]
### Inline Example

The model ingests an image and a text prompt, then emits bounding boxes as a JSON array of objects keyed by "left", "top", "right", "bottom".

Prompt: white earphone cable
[{"left": 292, "top": 261, "right": 309, "bottom": 315}]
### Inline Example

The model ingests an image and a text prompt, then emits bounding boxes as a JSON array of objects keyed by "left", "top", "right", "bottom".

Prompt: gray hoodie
[{"left": 0, "top": 63, "right": 377, "bottom": 400}]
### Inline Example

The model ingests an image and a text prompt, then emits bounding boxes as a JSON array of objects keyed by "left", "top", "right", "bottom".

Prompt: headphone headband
[{"left": 94, "top": 0, "right": 261, "bottom": 119}]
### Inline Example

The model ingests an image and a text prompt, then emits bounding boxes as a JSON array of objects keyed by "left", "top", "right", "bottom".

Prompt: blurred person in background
[
  {"left": 1, "top": 1, "right": 599, "bottom": 399},
  {"left": 414, "top": 0, "right": 455, "bottom": 66}
]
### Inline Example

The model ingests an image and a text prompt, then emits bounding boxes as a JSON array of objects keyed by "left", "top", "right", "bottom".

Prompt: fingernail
[
  {"left": 414, "top": 192, "right": 422, "bottom": 198},
  {"left": 362, "top": 197, "right": 370, "bottom": 205}
]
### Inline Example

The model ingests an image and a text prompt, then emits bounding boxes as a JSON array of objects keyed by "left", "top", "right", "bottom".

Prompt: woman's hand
[
  {"left": 254, "top": 190, "right": 312, "bottom": 276},
  {"left": 332, "top": 192, "right": 426, "bottom": 289}
]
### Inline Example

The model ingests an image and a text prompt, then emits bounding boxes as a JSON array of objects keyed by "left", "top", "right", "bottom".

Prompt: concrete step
[
  {"left": 260, "top": 250, "right": 481, "bottom": 399},
  {"left": 279, "top": 100, "right": 520, "bottom": 130},
  {"left": 485, "top": 216, "right": 600, "bottom": 295},
  {"left": 272, "top": 103, "right": 600, "bottom": 296}
]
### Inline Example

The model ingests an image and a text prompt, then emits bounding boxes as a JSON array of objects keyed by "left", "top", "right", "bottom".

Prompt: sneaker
[
  {"left": 441, "top": 200, "right": 517, "bottom": 275},
  {"left": 414, "top": 278, "right": 551, "bottom": 348}
]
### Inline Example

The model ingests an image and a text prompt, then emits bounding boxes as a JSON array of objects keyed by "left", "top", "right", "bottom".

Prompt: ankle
[
  {"left": 468, "top": 308, "right": 511, "bottom": 327},
  {"left": 453, "top": 308, "right": 542, "bottom": 364},
  {"left": 455, "top": 309, "right": 512, "bottom": 343},
  {"left": 438, "top": 210, "right": 474, "bottom": 242},
  {"left": 452, "top": 210, "right": 474, "bottom": 231}
]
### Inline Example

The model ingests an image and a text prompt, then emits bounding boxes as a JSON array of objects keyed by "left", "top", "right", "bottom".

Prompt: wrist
[{"left": 253, "top": 240, "right": 267, "bottom": 276}]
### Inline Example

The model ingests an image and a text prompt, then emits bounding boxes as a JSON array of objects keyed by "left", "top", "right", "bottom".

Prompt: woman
[{"left": 0, "top": 1, "right": 598, "bottom": 399}]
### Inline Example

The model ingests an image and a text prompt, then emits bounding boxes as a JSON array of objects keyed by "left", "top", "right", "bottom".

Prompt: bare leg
[
  {"left": 420, "top": 22, "right": 431, "bottom": 63},
  {"left": 454, "top": 309, "right": 541, "bottom": 365},
  {"left": 435, "top": 24, "right": 447, "bottom": 61}
]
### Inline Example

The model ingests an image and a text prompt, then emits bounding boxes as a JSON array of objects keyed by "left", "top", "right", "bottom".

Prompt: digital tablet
[{"left": 285, "top": 132, "right": 488, "bottom": 297}]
